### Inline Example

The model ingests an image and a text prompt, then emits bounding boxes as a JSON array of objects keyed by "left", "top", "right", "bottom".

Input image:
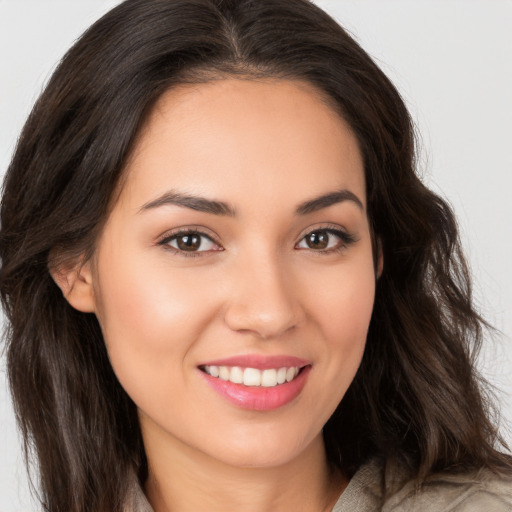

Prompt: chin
[{"left": 201, "top": 428, "right": 322, "bottom": 470}]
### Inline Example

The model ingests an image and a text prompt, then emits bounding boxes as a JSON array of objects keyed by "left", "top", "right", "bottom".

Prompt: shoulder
[
  {"left": 333, "top": 458, "right": 511, "bottom": 512},
  {"left": 383, "top": 465, "right": 512, "bottom": 512}
]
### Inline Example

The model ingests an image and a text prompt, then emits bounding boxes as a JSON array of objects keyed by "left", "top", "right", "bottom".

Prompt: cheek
[
  {"left": 328, "top": 280, "right": 375, "bottom": 344},
  {"left": 305, "top": 251, "right": 376, "bottom": 345},
  {"left": 302, "top": 250, "right": 376, "bottom": 398},
  {"left": 92, "top": 249, "right": 216, "bottom": 401}
]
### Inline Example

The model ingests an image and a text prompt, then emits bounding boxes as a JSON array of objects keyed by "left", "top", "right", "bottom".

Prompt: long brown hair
[{"left": 1, "top": 1, "right": 510, "bottom": 511}]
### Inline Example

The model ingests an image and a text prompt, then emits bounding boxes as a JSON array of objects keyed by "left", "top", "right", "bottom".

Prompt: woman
[{"left": 1, "top": 0, "right": 511, "bottom": 511}]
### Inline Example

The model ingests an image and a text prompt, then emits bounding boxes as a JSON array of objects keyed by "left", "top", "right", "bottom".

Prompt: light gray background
[{"left": 1, "top": 1, "right": 511, "bottom": 510}]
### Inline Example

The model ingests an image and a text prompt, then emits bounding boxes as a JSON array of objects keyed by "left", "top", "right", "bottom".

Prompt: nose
[{"left": 223, "top": 250, "right": 303, "bottom": 340}]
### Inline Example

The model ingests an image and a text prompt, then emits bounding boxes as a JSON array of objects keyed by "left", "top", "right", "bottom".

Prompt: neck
[{"left": 142, "top": 424, "right": 347, "bottom": 512}]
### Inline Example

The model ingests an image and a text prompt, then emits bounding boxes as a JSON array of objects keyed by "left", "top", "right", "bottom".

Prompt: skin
[{"left": 55, "top": 78, "right": 380, "bottom": 512}]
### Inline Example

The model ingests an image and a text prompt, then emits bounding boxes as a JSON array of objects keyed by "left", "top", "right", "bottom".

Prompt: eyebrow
[
  {"left": 295, "top": 189, "right": 364, "bottom": 215},
  {"left": 139, "top": 188, "right": 364, "bottom": 216},
  {"left": 140, "top": 191, "right": 235, "bottom": 216}
]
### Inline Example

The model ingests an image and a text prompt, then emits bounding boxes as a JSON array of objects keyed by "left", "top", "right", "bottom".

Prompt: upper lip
[{"left": 198, "top": 354, "right": 311, "bottom": 370}]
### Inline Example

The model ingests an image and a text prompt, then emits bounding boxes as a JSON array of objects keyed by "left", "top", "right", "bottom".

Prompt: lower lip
[{"left": 199, "top": 366, "right": 311, "bottom": 411}]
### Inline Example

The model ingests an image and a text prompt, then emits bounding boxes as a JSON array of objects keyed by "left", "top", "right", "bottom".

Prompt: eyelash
[{"left": 157, "top": 225, "right": 357, "bottom": 258}]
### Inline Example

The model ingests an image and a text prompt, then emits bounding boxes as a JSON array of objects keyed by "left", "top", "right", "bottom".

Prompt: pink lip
[
  {"left": 198, "top": 354, "right": 310, "bottom": 370},
  {"left": 199, "top": 365, "right": 312, "bottom": 411}
]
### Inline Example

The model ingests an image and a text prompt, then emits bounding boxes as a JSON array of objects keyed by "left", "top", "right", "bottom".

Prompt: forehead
[{"left": 120, "top": 78, "right": 365, "bottom": 212}]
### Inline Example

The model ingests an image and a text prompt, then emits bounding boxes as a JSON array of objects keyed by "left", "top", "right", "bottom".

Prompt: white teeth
[
  {"left": 230, "top": 366, "right": 243, "bottom": 384},
  {"left": 219, "top": 366, "right": 230, "bottom": 381},
  {"left": 203, "top": 365, "right": 302, "bottom": 387},
  {"left": 286, "top": 367, "right": 296, "bottom": 382},
  {"left": 277, "top": 367, "right": 287, "bottom": 384},
  {"left": 243, "top": 368, "right": 261, "bottom": 386},
  {"left": 261, "top": 369, "right": 277, "bottom": 387}
]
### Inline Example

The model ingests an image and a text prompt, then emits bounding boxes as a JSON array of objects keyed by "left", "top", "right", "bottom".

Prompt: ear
[{"left": 50, "top": 256, "right": 96, "bottom": 313}]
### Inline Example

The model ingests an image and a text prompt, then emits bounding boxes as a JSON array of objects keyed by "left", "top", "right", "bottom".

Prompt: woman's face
[{"left": 88, "top": 78, "right": 377, "bottom": 468}]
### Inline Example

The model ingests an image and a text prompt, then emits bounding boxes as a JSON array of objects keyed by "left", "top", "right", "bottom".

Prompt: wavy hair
[{"left": 1, "top": 0, "right": 510, "bottom": 510}]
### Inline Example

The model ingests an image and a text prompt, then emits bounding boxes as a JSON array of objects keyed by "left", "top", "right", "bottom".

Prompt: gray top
[
  {"left": 331, "top": 459, "right": 512, "bottom": 512},
  {"left": 126, "top": 458, "right": 512, "bottom": 512}
]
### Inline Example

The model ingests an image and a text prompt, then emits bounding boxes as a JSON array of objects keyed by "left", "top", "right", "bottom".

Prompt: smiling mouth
[{"left": 199, "top": 365, "right": 306, "bottom": 388}]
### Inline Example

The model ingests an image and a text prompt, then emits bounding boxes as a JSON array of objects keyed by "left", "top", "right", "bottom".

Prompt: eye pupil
[
  {"left": 307, "top": 231, "right": 328, "bottom": 249},
  {"left": 177, "top": 234, "right": 201, "bottom": 251}
]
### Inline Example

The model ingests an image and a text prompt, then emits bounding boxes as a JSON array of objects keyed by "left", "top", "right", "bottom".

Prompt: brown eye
[
  {"left": 296, "top": 228, "right": 355, "bottom": 253},
  {"left": 176, "top": 233, "right": 202, "bottom": 251},
  {"left": 163, "top": 231, "right": 218, "bottom": 253},
  {"left": 304, "top": 231, "right": 329, "bottom": 250}
]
